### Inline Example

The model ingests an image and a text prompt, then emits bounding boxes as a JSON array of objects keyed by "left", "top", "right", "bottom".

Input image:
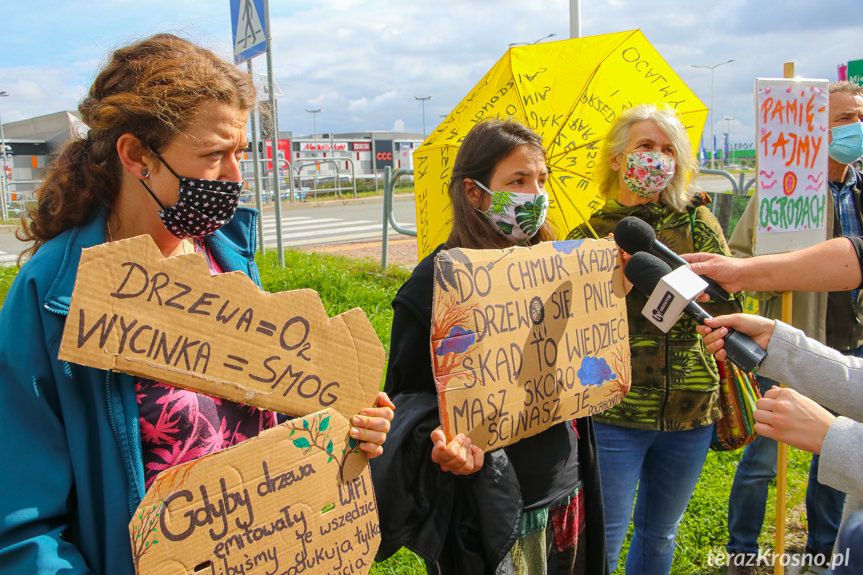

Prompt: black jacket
[{"left": 371, "top": 245, "right": 608, "bottom": 575}]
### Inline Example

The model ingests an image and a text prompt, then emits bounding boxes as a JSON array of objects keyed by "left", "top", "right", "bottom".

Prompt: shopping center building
[{"left": 0, "top": 110, "right": 425, "bottom": 208}]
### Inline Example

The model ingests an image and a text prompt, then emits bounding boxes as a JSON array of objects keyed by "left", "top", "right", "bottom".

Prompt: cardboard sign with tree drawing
[
  {"left": 131, "top": 409, "right": 377, "bottom": 575},
  {"left": 432, "top": 238, "right": 630, "bottom": 451},
  {"left": 57, "top": 235, "right": 385, "bottom": 574}
]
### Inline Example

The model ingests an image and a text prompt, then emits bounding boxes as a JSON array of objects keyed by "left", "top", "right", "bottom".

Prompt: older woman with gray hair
[{"left": 567, "top": 104, "right": 741, "bottom": 574}]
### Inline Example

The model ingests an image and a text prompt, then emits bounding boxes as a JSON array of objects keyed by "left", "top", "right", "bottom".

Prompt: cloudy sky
[{"left": 2, "top": 0, "right": 861, "bottom": 151}]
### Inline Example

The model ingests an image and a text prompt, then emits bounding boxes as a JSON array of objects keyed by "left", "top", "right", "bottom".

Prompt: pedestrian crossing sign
[{"left": 230, "top": 0, "right": 267, "bottom": 64}]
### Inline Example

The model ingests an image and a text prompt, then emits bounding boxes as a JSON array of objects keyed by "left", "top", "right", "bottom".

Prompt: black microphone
[
  {"left": 614, "top": 216, "right": 731, "bottom": 302},
  {"left": 625, "top": 252, "right": 766, "bottom": 372}
]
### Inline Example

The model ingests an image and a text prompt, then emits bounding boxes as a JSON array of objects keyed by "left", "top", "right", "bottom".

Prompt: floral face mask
[
  {"left": 472, "top": 179, "right": 549, "bottom": 242},
  {"left": 621, "top": 151, "right": 676, "bottom": 198}
]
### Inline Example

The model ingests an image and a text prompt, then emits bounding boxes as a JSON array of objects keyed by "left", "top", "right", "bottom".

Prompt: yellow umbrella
[{"left": 414, "top": 29, "right": 708, "bottom": 259}]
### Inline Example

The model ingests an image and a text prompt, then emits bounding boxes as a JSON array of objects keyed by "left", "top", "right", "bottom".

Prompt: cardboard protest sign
[
  {"left": 58, "top": 235, "right": 385, "bottom": 421},
  {"left": 131, "top": 408, "right": 378, "bottom": 575},
  {"left": 754, "top": 78, "right": 829, "bottom": 255},
  {"left": 431, "top": 238, "right": 630, "bottom": 450},
  {"left": 56, "top": 236, "right": 386, "bottom": 574}
]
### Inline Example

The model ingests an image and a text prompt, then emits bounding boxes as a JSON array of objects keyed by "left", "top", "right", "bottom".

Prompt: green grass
[
  {"left": 257, "top": 245, "right": 814, "bottom": 575},
  {"left": 257, "top": 249, "right": 411, "bottom": 354},
  {"left": 0, "top": 243, "right": 812, "bottom": 574},
  {"left": 0, "top": 265, "right": 18, "bottom": 305}
]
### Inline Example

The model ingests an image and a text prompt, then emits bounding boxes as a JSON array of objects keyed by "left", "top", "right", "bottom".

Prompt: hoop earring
[{"left": 142, "top": 168, "right": 150, "bottom": 179}]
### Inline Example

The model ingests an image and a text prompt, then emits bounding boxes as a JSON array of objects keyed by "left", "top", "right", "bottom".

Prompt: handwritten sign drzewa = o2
[
  {"left": 754, "top": 78, "right": 829, "bottom": 255},
  {"left": 131, "top": 408, "right": 379, "bottom": 575},
  {"left": 431, "top": 238, "right": 631, "bottom": 451},
  {"left": 58, "top": 235, "right": 385, "bottom": 421},
  {"left": 55, "top": 236, "right": 387, "bottom": 574}
]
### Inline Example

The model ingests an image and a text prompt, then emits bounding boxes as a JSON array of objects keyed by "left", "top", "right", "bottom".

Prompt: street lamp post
[
  {"left": 305, "top": 108, "right": 321, "bottom": 192},
  {"left": 414, "top": 96, "right": 431, "bottom": 139},
  {"left": 508, "top": 33, "right": 556, "bottom": 47},
  {"left": 0, "top": 91, "right": 9, "bottom": 222},
  {"left": 691, "top": 59, "right": 734, "bottom": 169},
  {"left": 723, "top": 115, "right": 735, "bottom": 164}
]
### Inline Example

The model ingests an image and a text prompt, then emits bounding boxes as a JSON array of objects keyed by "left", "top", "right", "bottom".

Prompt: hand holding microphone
[
  {"left": 624, "top": 252, "right": 767, "bottom": 371},
  {"left": 614, "top": 216, "right": 731, "bottom": 302}
]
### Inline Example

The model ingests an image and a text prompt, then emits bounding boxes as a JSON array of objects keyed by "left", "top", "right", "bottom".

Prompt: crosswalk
[
  {"left": 260, "top": 214, "right": 416, "bottom": 247},
  {"left": 0, "top": 214, "right": 417, "bottom": 266}
]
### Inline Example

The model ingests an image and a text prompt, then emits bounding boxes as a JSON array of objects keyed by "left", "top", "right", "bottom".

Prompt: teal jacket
[{"left": 0, "top": 208, "right": 261, "bottom": 574}]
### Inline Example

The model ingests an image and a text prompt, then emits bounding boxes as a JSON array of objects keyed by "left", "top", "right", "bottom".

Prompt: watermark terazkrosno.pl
[{"left": 707, "top": 547, "right": 851, "bottom": 570}]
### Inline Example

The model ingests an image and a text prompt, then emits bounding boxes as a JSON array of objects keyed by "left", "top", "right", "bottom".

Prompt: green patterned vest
[{"left": 567, "top": 199, "right": 741, "bottom": 431}]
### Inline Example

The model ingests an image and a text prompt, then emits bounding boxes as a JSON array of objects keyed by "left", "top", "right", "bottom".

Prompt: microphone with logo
[
  {"left": 614, "top": 215, "right": 731, "bottom": 302},
  {"left": 624, "top": 251, "right": 767, "bottom": 372}
]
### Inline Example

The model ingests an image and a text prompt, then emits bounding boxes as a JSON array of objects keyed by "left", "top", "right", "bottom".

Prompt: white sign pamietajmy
[{"left": 754, "top": 78, "right": 829, "bottom": 255}]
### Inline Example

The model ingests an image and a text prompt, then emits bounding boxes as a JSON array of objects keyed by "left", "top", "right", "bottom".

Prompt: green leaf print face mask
[{"left": 472, "top": 179, "right": 549, "bottom": 242}]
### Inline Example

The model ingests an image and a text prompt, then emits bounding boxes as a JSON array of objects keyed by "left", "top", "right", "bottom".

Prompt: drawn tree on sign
[
  {"left": 129, "top": 452, "right": 213, "bottom": 568},
  {"left": 131, "top": 503, "right": 161, "bottom": 571},
  {"left": 605, "top": 346, "right": 632, "bottom": 399},
  {"left": 287, "top": 411, "right": 361, "bottom": 483},
  {"left": 431, "top": 293, "right": 479, "bottom": 433}
]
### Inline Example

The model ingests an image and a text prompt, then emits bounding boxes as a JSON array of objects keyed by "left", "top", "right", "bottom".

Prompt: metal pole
[
  {"left": 709, "top": 71, "right": 715, "bottom": 169},
  {"left": 414, "top": 96, "right": 431, "bottom": 139},
  {"left": 263, "top": 0, "right": 284, "bottom": 267},
  {"left": 387, "top": 169, "right": 417, "bottom": 236},
  {"left": 330, "top": 133, "right": 340, "bottom": 198},
  {"left": 247, "top": 61, "right": 265, "bottom": 255},
  {"left": 0, "top": 91, "right": 9, "bottom": 222},
  {"left": 691, "top": 60, "right": 734, "bottom": 170},
  {"left": 570, "top": 0, "right": 581, "bottom": 38},
  {"left": 381, "top": 166, "right": 391, "bottom": 271},
  {"left": 372, "top": 139, "right": 379, "bottom": 192},
  {"left": 306, "top": 109, "right": 320, "bottom": 194},
  {"left": 724, "top": 116, "right": 735, "bottom": 164}
]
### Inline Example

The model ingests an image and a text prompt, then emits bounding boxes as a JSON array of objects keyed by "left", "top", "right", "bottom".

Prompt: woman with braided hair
[{"left": 0, "top": 34, "right": 393, "bottom": 574}]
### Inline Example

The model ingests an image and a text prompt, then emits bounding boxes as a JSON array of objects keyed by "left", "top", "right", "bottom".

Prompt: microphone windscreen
[
  {"left": 624, "top": 252, "right": 673, "bottom": 295},
  {"left": 614, "top": 216, "right": 657, "bottom": 255}
]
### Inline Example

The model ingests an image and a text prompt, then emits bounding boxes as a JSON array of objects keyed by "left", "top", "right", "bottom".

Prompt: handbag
[
  {"left": 683, "top": 209, "right": 761, "bottom": 451},
  {"left": 711, "top": 359, "right": 761, "bottom": 451}
]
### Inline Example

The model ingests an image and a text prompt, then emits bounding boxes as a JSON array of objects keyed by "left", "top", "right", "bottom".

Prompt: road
[
  {"left": 256, "top": 195, "right": 416, "bottom": 248},
  {"left": 0, "top": 176, "right": 748, "bottom": 266},
  {"left": 699, "top": 172, "right": 755, "bottom": 194},
  {"left": 0, "top": 195, "right": 419, "bottom": 266}
]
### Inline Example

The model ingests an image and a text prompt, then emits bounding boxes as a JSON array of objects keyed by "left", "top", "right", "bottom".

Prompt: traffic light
[{"left": 3, "top": 165, "right": 10, "bottom": 179}]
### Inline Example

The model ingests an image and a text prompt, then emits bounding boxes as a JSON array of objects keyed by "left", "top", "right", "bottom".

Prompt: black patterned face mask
[{"left": 140, "top": 152, "right": 242, "bottom": 239}]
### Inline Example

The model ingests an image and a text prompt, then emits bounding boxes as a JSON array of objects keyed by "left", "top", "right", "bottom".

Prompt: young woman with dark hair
[{"left": 372, "top": 119, "right": 608, "bottom": 575}]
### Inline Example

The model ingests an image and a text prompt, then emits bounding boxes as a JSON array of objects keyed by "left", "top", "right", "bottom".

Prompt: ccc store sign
[{"left": 374, "top": 140, "right": 394, "bottom": 169}]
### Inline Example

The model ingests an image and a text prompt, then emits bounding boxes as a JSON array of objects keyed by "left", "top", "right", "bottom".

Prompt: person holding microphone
[
  {"left": 695, "top": 312, "right": 862, "bottom": 574},
  {"left": 567, "top": 103, "right": 741, "bottom": 574}
]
